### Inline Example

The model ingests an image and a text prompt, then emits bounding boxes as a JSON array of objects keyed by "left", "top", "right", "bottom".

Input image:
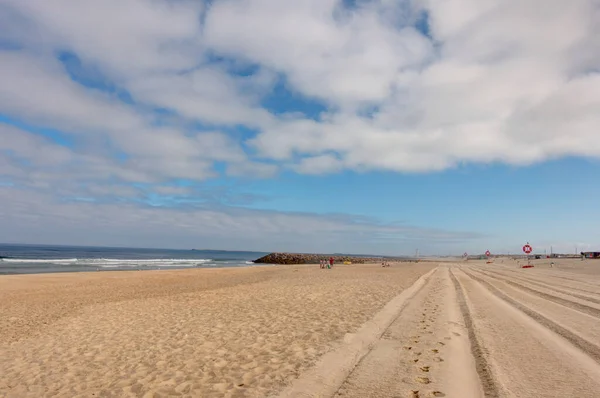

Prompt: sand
[
  {"left": 2, "top": 258, "right": 600, "bottom": 397},
  {"left": 329, "top": 258, "right": 600, "bottom": 398},
  {"left": 0, "top": 263, "right": 434, "bottom": 397}
]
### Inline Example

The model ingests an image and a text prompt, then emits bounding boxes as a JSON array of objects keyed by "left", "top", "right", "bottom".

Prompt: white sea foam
[
  {"left": 0, "top": 258, "right": 212, "bottom": 267},
  {"left": 0, "top": 258, "right": 79, "bottom": 264}
]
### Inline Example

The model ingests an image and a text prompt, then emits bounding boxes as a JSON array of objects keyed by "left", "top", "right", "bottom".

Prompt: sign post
[
  {"left": 463, "top": 252, "right": 468, "bottom": 261},
  {"left": 485, "top": 250, "right": 491, "bottom": 264},
  {"left": 522, "top": 243, "right": 533, "bottom": 268}
]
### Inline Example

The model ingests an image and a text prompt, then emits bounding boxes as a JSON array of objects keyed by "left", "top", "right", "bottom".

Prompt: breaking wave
[{"left": 0, "top": 258, "right": 213, "bottom": 267}]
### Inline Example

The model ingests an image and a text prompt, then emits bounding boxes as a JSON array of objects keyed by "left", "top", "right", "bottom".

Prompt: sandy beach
[
  {"left": 2, "top": 259, "right": 600, "bottom": 397},
  {"left": 0, "top": 262, "right": 434, "bottom": 397}
]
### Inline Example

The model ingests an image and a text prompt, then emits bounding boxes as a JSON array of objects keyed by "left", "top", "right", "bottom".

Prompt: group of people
[{"left": 320, "top": 257, "right": 334, "bottom": 269}]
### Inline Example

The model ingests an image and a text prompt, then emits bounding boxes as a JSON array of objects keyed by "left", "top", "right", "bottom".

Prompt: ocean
[{"left": 0, "top": 244, "right": 269, "bottom": 275}]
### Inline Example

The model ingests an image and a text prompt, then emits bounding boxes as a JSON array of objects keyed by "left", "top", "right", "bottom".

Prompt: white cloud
[
  {"left": 0, "top": 185, "right": 482, "bottom": 254},
  {"left": 0, "top": 0, "right": 599, "bottom": 251},
  {"left": 3, "top": 0, "right": 204, "bottom": 77},
  {"left": 204, "top": 0, "right": 433, "bottom": 106},
  {"left": 125, "top": 66, "right": 276, "bottom": 127},
  {"left": 206, "top": 0, "right": 600, "bottom": 172},
  {"left": 3, "top": 0, "right": 599, "bottom": 178},
  {"left": 0, "top": 51, "right": 141, "bottom": 135}
]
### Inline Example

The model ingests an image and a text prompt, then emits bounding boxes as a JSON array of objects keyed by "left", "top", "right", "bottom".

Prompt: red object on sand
[{"left": 522, "top": 265, "right": 534, "bottom": 269}]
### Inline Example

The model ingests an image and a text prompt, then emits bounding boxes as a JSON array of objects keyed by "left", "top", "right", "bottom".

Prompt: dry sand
[
  {"left": 2, "top": 258, "right": 600, "bottom": 397},
  {"left": 0, "top": 263, "right": 433, "bottom": 397},
  {"left": 328, "top": 258, "right": 600, "bottom": 398}
]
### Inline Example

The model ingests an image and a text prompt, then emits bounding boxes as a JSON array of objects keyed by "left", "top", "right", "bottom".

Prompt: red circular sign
[
  {"left": 523, "top": 244, "right": 532, "bottom": 254},
  {"left": 485, "top": 250, "right": 491, "bottom": 257},
  {"left": 463, "top": 252, "right": 468, "bottom": 257}
]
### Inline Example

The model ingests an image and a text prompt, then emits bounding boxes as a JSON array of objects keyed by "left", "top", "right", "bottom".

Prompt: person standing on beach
[{"left": 329, "top": 257, "right": 334, "bottom": 269}]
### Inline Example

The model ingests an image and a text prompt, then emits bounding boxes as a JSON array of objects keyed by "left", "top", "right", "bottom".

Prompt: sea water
[{"left": 0, "top": 244, "right": 268, "bottom": 275}]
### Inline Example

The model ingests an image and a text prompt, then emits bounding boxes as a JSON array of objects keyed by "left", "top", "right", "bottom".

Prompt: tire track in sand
[
  {"left": 462, "top": 269, "right": 600, "bottom": 364},
  {"left": 477, "top": 268, "right": 600, "bottom": 305},
  {"left": 525, "top": 271, "right": 600, "bottom": 290},
  {"left": 453, "top": 267, "right": 600, "bottom": 397},
  {"left": 335, "top": 266, "right": 482, "bottom": 398},
  {"left": 465, "top": 267, "right": 600, "bottom": 352},
  {"left": 277, "top": 268, "right": 437, "bottom": 398},
  {"left": 469, "top": 268, "right": 600, "bottom": 319},
  {"left": 449, "top": 268, "right": 500, "bottom": 398}
]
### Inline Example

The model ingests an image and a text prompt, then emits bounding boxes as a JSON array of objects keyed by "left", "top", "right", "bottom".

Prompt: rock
[{"left": 252, "top": 253, "right": 390, "bottom": 265}]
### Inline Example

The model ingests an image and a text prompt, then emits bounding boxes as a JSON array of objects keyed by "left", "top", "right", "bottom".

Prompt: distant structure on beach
[
  {"left": 253, "top": 252, "right": 395, "bottom": 265},
  {"left": 581, "top": 251, "right": 600, "bottom": 259}
]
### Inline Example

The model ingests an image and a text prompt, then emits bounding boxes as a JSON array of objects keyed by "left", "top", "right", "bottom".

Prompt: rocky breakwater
[{"left": 253, "top": 253, "right": 384, "bottom": 265}]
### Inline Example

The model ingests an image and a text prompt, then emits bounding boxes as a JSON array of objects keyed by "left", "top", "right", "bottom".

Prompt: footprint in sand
[
  {"left": 416, "top": 376, "right": 431, "bottom": 384},
  {"left": 413, "top": 359, "right": 419, "bottom": 363},
  {"left": 419, "top": 366, "right": 430, "bottom": 372},
  {"left": 403, "top": 346, "right": 413, "bottom": 350},
  {"left": 431, "top": 391, "right": 446, "bottom": 397},
  {"left": 452, "top": 332, "right": 461, "bottom": 336},
  {"left": 437, "top": 342, "right": 445, "bottom": 346},
  {"left": 411, "top": 390, "right": 420, "bottom": 398},
  {"left": 444, "top": 337, "right": 451, "bottom": 340},
  {"left": 433, "top": 357, "right": 444, "bottom": 362},
  {"left": 431, "top": 349, "right": 439, "bottom": 353}
]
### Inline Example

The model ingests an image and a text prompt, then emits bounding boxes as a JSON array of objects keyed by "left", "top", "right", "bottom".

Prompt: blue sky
[{"left": 1, "top": 0, "right": 599, "bottom": 255}]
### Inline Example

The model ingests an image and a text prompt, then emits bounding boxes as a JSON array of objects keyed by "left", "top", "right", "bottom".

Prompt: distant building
[{"left": 581, "top": 252, "right": 600, "bottom": 259}]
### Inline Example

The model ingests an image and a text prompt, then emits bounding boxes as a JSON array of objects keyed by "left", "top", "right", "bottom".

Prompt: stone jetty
[{"left": 253, "top": 253, "right": 387, "bottom": 265}]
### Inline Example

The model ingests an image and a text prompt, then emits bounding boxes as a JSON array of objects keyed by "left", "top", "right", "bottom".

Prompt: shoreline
[
  {"left": 0, "top": 260, "right": 271, "bottom": 276},
  {"left": 0, "top": 258, "right": 439, "bottom": 277}
]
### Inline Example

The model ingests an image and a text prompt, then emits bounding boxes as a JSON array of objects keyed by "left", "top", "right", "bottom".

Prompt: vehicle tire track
[
  {"left": 278, "top": 268, "right": 438, "bottom": 398},
  {"left": 528, "top": 272, "right": 600, "bottom": 289},
  {"left": 462, "top": 269, "right": 600, "bottom": 364},
  {"left": 469, "top": 268, "right": 600, "bottom": 319},
  {"left": 449, "top": 268, "right": 500, "bottom": 398},
  {"left": 488, "top": 269, "right": 600, "bottom": 305},
  {"left": 333, "top": 269, "right": 438, "bottom": 396},
  {"left": 480, "top": 268, "right": 600, "bottom": 304}
]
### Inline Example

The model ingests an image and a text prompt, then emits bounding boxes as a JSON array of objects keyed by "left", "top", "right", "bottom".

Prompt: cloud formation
[
  {"left": 0, "top": 185, "right": 482, "bottom": 254},
  {"left": 0, "top": 0, "right": 598, "bottom": 251},
  {"left": 2, "top": 0, "right": 598, "bottom": 179}
]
